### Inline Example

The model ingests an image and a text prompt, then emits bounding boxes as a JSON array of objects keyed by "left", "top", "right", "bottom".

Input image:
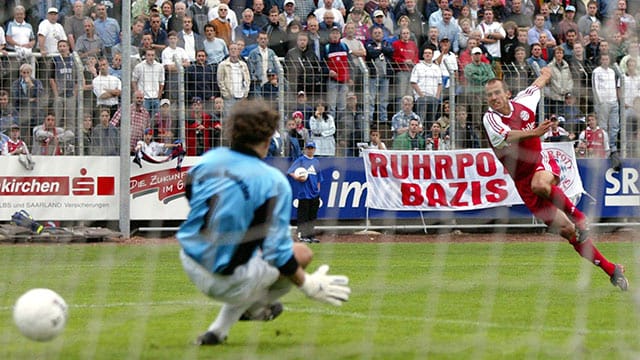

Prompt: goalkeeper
[{"left": 177, "top": 100, "right": 351, "bottom": 346}]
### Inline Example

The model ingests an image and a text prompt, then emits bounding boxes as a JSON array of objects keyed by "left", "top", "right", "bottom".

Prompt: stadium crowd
[{"left": 0, "top": 0, "right": 639, "bottom": 159}]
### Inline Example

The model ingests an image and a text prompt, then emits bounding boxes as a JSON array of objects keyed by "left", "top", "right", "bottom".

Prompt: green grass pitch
[{"left": 0, "top": 240, "right": 638, "bottom": 359}]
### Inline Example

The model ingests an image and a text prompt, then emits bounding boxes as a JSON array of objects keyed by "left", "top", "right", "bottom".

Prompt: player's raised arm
[{"left": 532, "top": 66, "right": 552, "bottom": 89}]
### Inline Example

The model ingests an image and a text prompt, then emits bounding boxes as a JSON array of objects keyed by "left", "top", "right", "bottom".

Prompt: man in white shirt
[
  {"left": 6, "top": 5, "right": 36, "bottom": 54},
  {"left": 162, "top": 31, "right": 191, "bottom": 101},
  {"left": 592, "top": 53, "right": 621, "bottom": 170},
  {"left": 410, "top": 46, "right": 442, "bottom": 125},
  {"left": 92, "top": 58, "right": 122, "bottom": 115},
  {"left": 177, "top": 16, "right": 204, "bottom": 62},
  {"left": 132, "top": 48, "right": 165, "bottom": 118},
  {"left": 37, "top": 7, "right": 67, "bottom": 57}
]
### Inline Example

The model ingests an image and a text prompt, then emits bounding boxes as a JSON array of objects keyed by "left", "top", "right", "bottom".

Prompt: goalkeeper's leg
[{"left": 241, "top": 243, "right": 313, "bottom": 319}]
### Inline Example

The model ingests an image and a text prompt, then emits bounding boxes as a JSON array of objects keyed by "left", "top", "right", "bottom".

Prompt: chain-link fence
[{"left": 1, "top": 50, "right": 638, "bottom": 158}]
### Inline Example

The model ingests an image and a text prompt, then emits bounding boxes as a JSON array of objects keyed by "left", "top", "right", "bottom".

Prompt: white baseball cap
[
  {"left": 373, "top": 10, "right": 384, "bottom": 18},
  {"left": 48, "top": 7, "right": 59, "bottom": 14},
  {"left": 471, "top": 47, "right": 482, "bottom": 55},
  {"left": 284, "top": 0, "right": 295, "bottom": 5}
]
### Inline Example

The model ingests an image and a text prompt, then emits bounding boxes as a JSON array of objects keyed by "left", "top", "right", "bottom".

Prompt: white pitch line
[{"left": 1, "top": 299, "right": 633, "bottom": 336}]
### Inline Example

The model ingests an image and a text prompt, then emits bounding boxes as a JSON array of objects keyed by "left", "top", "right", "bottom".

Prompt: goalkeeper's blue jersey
[{"left": 177, "top": 147, "right": 296, "bottom": 276}]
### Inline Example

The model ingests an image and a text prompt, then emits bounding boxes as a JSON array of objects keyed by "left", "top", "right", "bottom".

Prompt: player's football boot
[
  {"left": 239, "top": 302, "right": 283, "bottom": 321},
  {"left": 610, "top": 264, "right": 629, "bottom": 291},
  {"left": 195, "top": 331, "right": 225, "bottom": 345}
]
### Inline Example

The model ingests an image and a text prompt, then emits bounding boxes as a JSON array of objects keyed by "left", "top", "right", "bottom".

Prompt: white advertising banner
[
  {"left": 0, "top": 156, "right": 119, "bottom": 220},
  {"left": 129, "top": 157, "right": 200, "bottom": 220},
  {"left": 362, "top": 142, "right": 583, "bottom": 211}
]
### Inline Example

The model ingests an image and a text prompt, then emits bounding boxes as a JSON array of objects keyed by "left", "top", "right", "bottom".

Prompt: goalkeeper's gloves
[{"left": 299, "top": 264, "right": 351, "bottom": 306}]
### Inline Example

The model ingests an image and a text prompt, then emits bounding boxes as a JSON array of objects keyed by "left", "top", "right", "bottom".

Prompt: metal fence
[{"left": 1, "top": 51, "right": 638, "bottom": 158}]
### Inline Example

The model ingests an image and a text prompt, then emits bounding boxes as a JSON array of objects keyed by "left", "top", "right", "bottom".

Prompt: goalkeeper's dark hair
[{"left": 226, "top": 99, "right": 280, "bottom": 148}]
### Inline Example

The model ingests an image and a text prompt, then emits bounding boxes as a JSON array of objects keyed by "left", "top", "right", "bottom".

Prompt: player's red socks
[
  {"left": 570, "top": 236, "right": 615, "bottom": 276},
  {"left": 549, "top": 186, "right": 587, "bottom": 230}
]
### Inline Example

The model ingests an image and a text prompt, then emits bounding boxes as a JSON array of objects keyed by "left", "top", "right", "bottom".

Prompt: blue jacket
[
  {"left": 177, "top": 147, "right": 297, "bottom": 276},
  {"left": 288, "top": 155, "right": 323, "bottom": 199}
]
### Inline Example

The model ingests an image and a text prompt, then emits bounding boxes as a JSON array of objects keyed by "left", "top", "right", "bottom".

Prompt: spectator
[
  {"left": 453, "top": 104, "right": 480, "bottom": 149},
  {"left": 556, "top": 5, "right": 580, "bottom": 45},
  {"left": 0, "top": 90, "right": 19, "bottom": 132},
  {"left": 578, "top": 113, "right": 609, "bottom": 158},
  {"left": 283, "top": 118, "right": 303, "bottom": 160},
  {"left": 411, "top": 46, "right": 442, "bottom": 126},
  {"left": 592, "top": 53, "right": 621, "bottom": 170},
  {"left": 464, "top": 46, "right": 495, "bottom": 126},
  {"left": 339, "top": 92, "right": 366, "bottom": 156},
  {"left": 577, "top": 0, "right": 601, "bottom": 37},
  {"left": 315, "top": 0, "right": 345, "bottom": 29},
  {"left": 348, "top": 0, "right": 374, "bottom": 28},
  {"left": 366, "top": 126, "right": 387, "bottom": 150},
  {"left": 64, "top": 1, "right": 88, "bottom": 50},
  {"left": 75, "top": 18, "right": 105, "bottom": 61},
  {"left": 365, "top": 26, "right": 394, "bottom": 124},
  {"left": 584, "top": 29, "right": 601, "bottom": 67},
  {"left": 251, "top": 0, "right": 268, "bottom": 29},
  {"left": 291, "top": 110, "right": 310, "bottom": 145},
  {"left": 79, "top": 113, "right": 93, "bottom": 155},
  {"left": 235, "top": 8, "right": 261, "bottom": 56},
  {"left": 178, "top": 16, "right": 205, "bottom": 63},
  {"left": 346, "top": 10, "right": 370, "bottom": 45},
  {"left": 110, "top": 90, "right": 151, "bottom": 153},
  {"left": 323, "top": 28, "right": 350, "bottom": 120},
  {"left": 160, "top": 1, "right": 174, "bottom": 32},
  {"left": 458, "top": 37, "right": 490, "bottom": 86},
  {"left": 210, "top": 4, "right": 234, "bottom": 47},
  {"left": 561, "top": 29, "right": 578, "bottom": 62},
  {"left": 477, "top": 9, "right": 505, "bottom": 79},
  {"left": 261, "top": 69, "right": 280, "bottom": 106},
  {"left": 247, "top": 32, "right": 280, "bottom": 99},
  {"left": 37, "top": 7, "right": 67, "bottom": 58},
  {"left": 391, "top": 95, "right": 421, "bottom": 138},
  {"left": 538, "top": 32, "right": 555, "bottom": 63},
  {"left": 93, "top": 3, "right": 120, "bottom": 60},
  {"left": 146, "top": 13, "right": 168, "bottom": 54},
  {"left": 503, "top": 46, "right": 532, "bottom": 93},
  {"left": 50, "top": 40, "right": 78, "bottom": 130},
  {"left": 268, "top": 128, "right": 284, "bottom": 157},
  {"left": 543, "top": 115, "right": 575, "bottom": 142},
  {"left": 134, "top": 127, "right": 179, "bottom": 161},
  {"left": 306, "top": 18, "right": 326, "bottom": 60},
  {"left": 12, "top": 63, "right": 43, "bottom": 146},
  {"left": 288, "top": 141, "right": 323, "bottom": 243},
  {"left": 92, "top": 108, "right": 120, "bottom": 155},
  {"left": 392, "top": 27, "right": 419, "bottom": 103},
  {"left": 280, "top": 0, "right": 301, "bottom": 30},
  {"left": 457, "top": 18, "right": 473, "bottom": 52},
  {"left": 505, "top": 0, "right": 532, "bottom": 28},
  {"left": 132, "top": 48, "right": 165, "bottom": 118},
  {"left": 6, "top": 5, "right": 36, "bottom": 55},
  {"left": 185, "top": 96, "right": 217, "bottom": 155},
  {"left": 622, "top": 57, "right": 640, "bottom": 140},
  {"left": 217, "top": 42, "right": 250, "bottom": 115},
  {"left": 32, "top": 113, "right": 75, "bottom": 155},
  {"left": 546, "top": 46, "right": 573, "bottom": 117},
  {"left": 285, "top": 32, "right": 324, "bottom": 101},
  {"left": 395, "top": 0, "right": 426, "bottom": 44},
  {"left": 569, "top": 42, "right": 593, "bottom": 115},
  {"left": 202, "top": 24, "right": 228, "bottom": 65},
  {"left": 425, "top": 122, "right": 450, "bottom": 150},
  {"left": 292, "top": 92, "right": 314, "bottom": 127},
  {"left": 162, "top": 31, "right": 191, "bottom": 102},
  {"left": 500, "top": 21, "right": 519, "bottom": 65},
  {"left": 92, "top": 57, "right": 122, "bottom": 117},
  {"left": 154, "top": 98, "right": 177, "bottom": 139},
  {"left": 392, "top": 118, "right": 425, "bottom": 150},
  {"left": 188, "top": 0, "right": 210, "bottom": 35},
  {"left": 434, "top": 8, "right": 460, "bottom": 53},
  {"left": 526, "top": 43, "right": 548, "bottom": 68},
  {"left": 527, "top": 13, "right": 556, "bottom": 46},
  {"left": 1, "top": 123, "right": 29, "bottom": 155},
  {"left": 309, "top": 101, "right": 336, "bottom": 157},
  {"left": 185, "top": 49, "right": 218, "bottom": 107},
  {"left": 169, "top": 2, "right": 188, "bottom": 33},
  {"left": 262, "top": 7, "right": 288, "bottom": 57},
  {"left": 433, "top": 37, "right": 458, "bottom": 91}
]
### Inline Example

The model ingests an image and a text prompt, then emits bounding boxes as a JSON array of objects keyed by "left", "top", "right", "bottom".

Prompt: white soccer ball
[
  {"left": 294, "top": 167, "right": 308, "bottom": 181},
  {"left": 13, "top": 288, "right": 68, "bottom": 342}
]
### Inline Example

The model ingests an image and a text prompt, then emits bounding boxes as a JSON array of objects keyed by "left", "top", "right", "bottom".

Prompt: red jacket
[{"left": 185, "top": 112, "right": 219, "bottom": 156}]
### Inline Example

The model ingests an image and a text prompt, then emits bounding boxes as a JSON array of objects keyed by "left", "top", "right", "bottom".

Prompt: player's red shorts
[{"left": 512, "top": 151, "right": 562, "bottom": 226}]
